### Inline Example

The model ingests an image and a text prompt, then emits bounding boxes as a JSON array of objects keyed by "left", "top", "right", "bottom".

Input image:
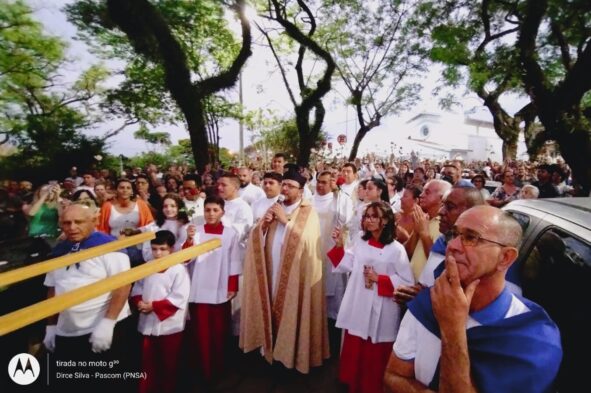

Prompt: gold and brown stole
[
  {"left": 271, "top": 203, "right": 311, "bottom": 333},
  {"left": 250, "top": 222, "right": 273, "bottom": 355}
]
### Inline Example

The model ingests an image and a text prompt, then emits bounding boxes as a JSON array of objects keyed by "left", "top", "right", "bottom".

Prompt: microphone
[{"left": 276, "top": 194, "right": 285, "bottom": 205}]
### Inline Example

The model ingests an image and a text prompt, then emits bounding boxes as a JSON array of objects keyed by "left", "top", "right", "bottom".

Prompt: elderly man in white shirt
[{"left": 43, "top": 204, "right": 131, "bottom": 388}]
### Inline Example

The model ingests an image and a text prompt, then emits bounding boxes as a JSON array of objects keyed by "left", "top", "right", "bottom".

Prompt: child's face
[
  {"left": 204, "top": 203, "right": 224, "bottom": 225},
  {"left": 151, "top": 244, "right": 172, "bottom": 259},
  {"left": 162, "top": 198, "right": 178, "bottom": 219}
]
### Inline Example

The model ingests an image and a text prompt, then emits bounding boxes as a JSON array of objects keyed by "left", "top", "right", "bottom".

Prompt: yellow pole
[
  {"left": 0, "top": 238, "right": 220, "bottom": 336},
  {"left": 0, "top": 232, "right": 155, "bottom": 287}
]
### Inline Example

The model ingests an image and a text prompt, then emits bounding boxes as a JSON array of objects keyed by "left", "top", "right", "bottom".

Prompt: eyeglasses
[
  {"left": 362, "top": 214, "right": 382, "bottom": 221},
  {"left": 450, "top": 227, "right": 508, "bottom": 247},
  {"left": 281, "top": 183, "right": 300, "bottom": 190}
]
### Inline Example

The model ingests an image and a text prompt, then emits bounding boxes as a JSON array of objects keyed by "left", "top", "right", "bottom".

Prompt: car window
[
  {"left": 506, "top": 211, "right": 530, "bottom": 233},
  {"left": 521, "top": 228, "right": 591, "bottom": 392}
]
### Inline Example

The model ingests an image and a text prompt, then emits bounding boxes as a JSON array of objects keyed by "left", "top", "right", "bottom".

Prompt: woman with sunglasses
[{"left": 328, "top": 201, "right": 414, "bottom": 393}]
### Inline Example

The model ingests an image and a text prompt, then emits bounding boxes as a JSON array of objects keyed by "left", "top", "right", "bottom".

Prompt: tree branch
[
  {"left": 101, "top": 118, "right": 140, "bottom": 140},
  {"left": 517, "top": 0, "right": 551, "bottom": 105},
  {"left": 258, "top": 23, "right": 298, "bottom": 106},
  {"left": 550, "top": 21, "right": 572, "bottom": 71},
  {"left": 199, "top": 0, "right": 252, "bottom": 96},
  {"left": 269, "top": 0, "right": 335, "bottom": 113}
]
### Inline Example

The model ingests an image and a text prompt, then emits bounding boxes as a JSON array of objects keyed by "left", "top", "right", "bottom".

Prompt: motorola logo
[{"left": 7, "top": 353, "right": 40, "bottom": 385}]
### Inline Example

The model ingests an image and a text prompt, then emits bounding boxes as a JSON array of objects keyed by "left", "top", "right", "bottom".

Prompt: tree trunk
[
  {"left": 106, "top": 0, "right": 251, "bottom": 174},
  {"left": 296, "top": 107, "right": 312, "bottom": 167},
  {"left": 348, "top": 128, "right": 368, "bottom": 161},
  {"left": 185, "top": 99, "right": 210, "bottom": 171},
  {"left": 501, "top": 138, "right": 518, "bottom": 162},
  {"left": 483, "top": 95, "right": 520, "bottom": 162},
  {"left": 553, "top": 124, "right": 591, "bottom": 194}
]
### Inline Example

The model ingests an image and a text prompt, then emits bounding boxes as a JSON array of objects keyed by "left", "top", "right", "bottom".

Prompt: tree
[
  {"left": 249, "top": 116, "right": 326, "bottom": 161},
  {"left": 67, "top": 0, "right": 252, "bottom": 172},
  {"left": 0, "top": 0, "right": 112, "bottom": 182},
  {"left": 414, "top": 0, "right": 536, "bottom": 161},
  {"left": 256, "top": 0, "right": 335, "bottom": 167},
  {"left": 518, "top": 0, "right": 591, "bottom": 192},
  {"left": 133, "top": 124, "right": 171, "bottom": 151},
  {"left": 318, "top": 0, "right": 424, "bottom": 161}
]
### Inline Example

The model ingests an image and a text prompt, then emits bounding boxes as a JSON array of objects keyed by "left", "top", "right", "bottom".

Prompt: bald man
[
  {"left": 395, "top": 186, "right": 485, "bottom": 304},
  {"left": 407, "top": 179, "right": 452, "bottom": 280},
  {"left": 238, "top": 167, "right": 265, "bottom": 206},
  {"left": 43, "top": 204, "right": 132, "bottom": 387},
  {"left": 384, "top": 206, "right": 562, "bottom": 393}
]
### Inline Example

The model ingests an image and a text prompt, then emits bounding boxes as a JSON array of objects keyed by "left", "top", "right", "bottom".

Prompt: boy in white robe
[
  {"left": 183, "top": 195, "right": 242, "bottom": 381},
  {"left": 130, "top": 230, "right": 190, "bottom": 393}
]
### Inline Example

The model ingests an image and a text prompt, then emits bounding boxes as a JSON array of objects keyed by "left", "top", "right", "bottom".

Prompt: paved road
[{"left": 181, "top": 337, "right": 347, "bottom": 393}]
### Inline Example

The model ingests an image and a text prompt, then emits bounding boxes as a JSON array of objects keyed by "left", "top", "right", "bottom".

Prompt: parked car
[{"left": 503, "top": 197, "right": 591, "bottom": 393}]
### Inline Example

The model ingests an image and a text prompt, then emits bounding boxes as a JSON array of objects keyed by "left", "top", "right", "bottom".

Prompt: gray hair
[{"left": 498, "top": 211, "right": 523, "bottom": 248}]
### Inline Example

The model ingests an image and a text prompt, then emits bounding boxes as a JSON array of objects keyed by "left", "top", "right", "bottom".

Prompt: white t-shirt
[
  {"left": 140, "top": 220, "right": 189, "bottom": 262},
  {"left": 44, "top": 251, "right": 131, "bottom": 336},
  {"left": 184, "top": 197, "right": 205, "bottom": 226}
]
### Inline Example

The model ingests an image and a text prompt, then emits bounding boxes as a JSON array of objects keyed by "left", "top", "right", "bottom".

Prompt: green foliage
[
  {"left": 125, "top": 140, "right": 236, "bottom": 171},
  {"left": 251, "top": 116, "right": 326, "bottom": 159},
  {"left": 66, "top": 0, "right": 242, "bottom": 130},
  {"left": 133, "top": 124, "right": 171, "bottom": 147},
  {"left": 0, "top": 0, "right": 111, "bottom": 182},
  {"left": 0, "top": 134, "right": 107, "bottom": 183},
  {"left": 317, "top": 0, "right": 425, "bottom": 159},
  {"left": 413, "top": 1, "right": 525, "bottom": 100}
]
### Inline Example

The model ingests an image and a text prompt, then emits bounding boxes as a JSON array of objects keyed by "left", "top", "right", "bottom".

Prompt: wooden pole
[
  {"left": 0, "top": 238, "right": 220, "bottom": 336},
  {"left": 0, "top": 232, "right": 155, "bottom": 287}
]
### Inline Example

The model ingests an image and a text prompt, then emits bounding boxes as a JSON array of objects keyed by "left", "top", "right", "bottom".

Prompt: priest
[{"left": 240, "top": 169, "right": 330, "bottom": 373}]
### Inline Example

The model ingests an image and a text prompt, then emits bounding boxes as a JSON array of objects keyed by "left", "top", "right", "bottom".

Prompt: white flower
[{"left": 94, "top": 155, "right": 103, "bottom": 161}]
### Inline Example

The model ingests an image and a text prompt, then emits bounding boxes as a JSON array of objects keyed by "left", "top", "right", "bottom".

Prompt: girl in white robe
[
  {"left": 140, "top": 193, "right": 189, "bottom": 262},
  {"left": 328, "top": 201, "right": 414, "bottom": 393}
]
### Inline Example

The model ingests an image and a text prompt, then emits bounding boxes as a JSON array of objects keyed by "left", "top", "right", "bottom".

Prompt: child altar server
[
  {"left": 130, "top": 230, "right": 190, "bottom": 393},
  {"left": 328, "top": 201, "right": 414, "bottom": 393},
  {"left": 183, "top": 195, "right": 242, "bottom": 381}
]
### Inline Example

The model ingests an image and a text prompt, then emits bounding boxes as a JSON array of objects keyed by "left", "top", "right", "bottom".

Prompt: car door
[{"left": 516, "top": 220, "right": 591, "bottom": 393}]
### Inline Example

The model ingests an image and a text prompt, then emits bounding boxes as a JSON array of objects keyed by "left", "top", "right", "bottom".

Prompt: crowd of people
[{"left": 0, "top": 152, "right": 573, "bottom": 393}]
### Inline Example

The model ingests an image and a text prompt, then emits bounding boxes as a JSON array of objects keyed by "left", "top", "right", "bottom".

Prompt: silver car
[{"left": 504, "top": 197, "right": 591, "bottom": 393}]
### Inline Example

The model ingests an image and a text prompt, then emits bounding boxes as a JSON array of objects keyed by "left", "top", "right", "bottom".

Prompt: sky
[{"left": 26, "top": 0, "right": 527, "bottom": 159}]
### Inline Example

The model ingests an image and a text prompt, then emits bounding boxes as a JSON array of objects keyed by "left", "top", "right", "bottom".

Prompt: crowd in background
[{"left": 0, "top": 153, "right": 582, "bottom": 245}]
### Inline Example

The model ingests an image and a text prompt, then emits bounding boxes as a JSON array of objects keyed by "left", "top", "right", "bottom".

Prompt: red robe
[
  {"left": 130, "top": 295, "right": 182, "bottom": 393},
  {"left": 184, "top": 223, "right": 238, "bottom": 381}
]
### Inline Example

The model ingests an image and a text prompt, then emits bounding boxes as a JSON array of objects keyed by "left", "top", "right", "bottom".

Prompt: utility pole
[{"left": 239, "top": 72, "right": 244, "bottom": 165}]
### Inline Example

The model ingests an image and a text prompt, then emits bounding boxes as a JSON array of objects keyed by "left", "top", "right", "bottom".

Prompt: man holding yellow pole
[{"left": 42, "top": 203, "right": 132, "bottom": 388}]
